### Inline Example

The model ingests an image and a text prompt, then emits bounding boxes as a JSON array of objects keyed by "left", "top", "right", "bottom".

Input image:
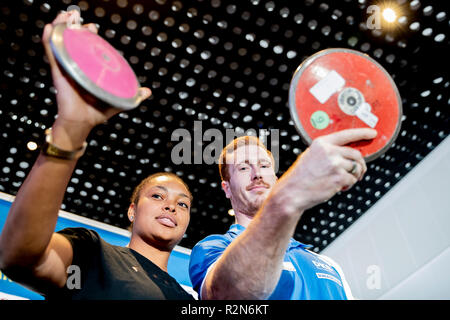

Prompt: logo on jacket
[{"left": 312, "top": 260, "right": 333, "bottom": 273}]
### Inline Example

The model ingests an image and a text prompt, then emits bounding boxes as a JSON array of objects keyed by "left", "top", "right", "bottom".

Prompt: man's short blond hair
[{"left": 218, "top": 136, "right": 274, "bottom": 181}]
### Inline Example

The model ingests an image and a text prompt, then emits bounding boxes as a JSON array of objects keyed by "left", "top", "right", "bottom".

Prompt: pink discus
[{"left": 50, "top": 23, "right": 141, "bottom": 110}]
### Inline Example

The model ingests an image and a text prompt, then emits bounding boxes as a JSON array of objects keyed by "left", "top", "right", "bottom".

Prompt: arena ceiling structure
[{"left": 0, "top": 0, "right": 448, "bottom": 252}]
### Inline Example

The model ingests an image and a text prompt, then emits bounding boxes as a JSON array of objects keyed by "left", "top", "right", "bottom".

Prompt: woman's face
[{"left": 130, "top": 175, "right": 191, "bottom": 250}]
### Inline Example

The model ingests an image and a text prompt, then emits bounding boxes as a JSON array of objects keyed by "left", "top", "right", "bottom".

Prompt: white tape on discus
[
  {"left": 355, "top": 102, "right": 379, "bottom": 128},
  {"left": 309, "top": 70, "right": 346, "bottom": 104}
]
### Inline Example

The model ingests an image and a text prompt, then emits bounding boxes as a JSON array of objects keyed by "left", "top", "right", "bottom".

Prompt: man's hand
[{"left": 269, "top": 128, "right": 377, "bottom": 214}]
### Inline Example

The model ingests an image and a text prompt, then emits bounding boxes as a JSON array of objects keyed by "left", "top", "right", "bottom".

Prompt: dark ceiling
[{"left": 0, "top": 0, "right": 448, "bottom": 252}]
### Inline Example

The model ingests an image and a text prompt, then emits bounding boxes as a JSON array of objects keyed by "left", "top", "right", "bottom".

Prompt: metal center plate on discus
[
  {"left": 288, "top": 48, "right": 402, "bottom": 162},
  {"left": 50, "top": 23, "right": 141, "bottom": 110}
]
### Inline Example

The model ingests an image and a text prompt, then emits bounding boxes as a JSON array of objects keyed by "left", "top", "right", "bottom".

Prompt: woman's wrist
[{"left": 50, "top": 117, "right": 93, "bottom": 151}]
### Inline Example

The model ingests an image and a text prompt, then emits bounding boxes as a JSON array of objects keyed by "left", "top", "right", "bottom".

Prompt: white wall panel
[{"left": 321, "top": 135, "right": 450, "bottom": 299}]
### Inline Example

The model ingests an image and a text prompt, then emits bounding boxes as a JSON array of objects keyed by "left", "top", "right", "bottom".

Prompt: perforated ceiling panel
[{"left": 0, "top": 0, "right": 448, "bottom": 251}]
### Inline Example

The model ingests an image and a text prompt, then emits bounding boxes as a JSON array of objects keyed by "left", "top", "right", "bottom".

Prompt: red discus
[
  {"left": 289, "top": 48, "right": 402, "bottom": 162},
  {"left": 50, "top": 23, "right": 142, "bottom": 110}
]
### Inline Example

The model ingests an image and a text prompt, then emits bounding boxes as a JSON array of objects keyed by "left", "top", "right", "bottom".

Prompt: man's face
[
  {"left": 130, "top": 175, "right": 191, "bottom": 249},
  {"left": 222, "top": 144, "right": 277, "bottom": 216}
]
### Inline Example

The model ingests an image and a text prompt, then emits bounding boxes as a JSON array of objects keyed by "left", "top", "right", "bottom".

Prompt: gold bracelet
[{"left": 41, "top": 128, "right": 87, "bottom": 160}]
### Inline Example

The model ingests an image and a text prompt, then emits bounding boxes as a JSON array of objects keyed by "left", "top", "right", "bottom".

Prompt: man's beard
[
  {"left": 240, "top": 191, "right": 268, "bottom": 216},
  {"left": 230, "top": 178, "right": 272, "bottom": 217}
]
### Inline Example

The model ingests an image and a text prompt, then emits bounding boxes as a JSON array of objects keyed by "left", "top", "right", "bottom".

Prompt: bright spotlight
[{"left": 382, "top": 8, "right": 397, "bottom": 23}]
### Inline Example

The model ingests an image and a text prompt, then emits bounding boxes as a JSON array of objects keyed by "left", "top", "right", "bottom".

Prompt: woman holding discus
[{"left": 0, "top": 10, "right": 193, "bottom": 300}]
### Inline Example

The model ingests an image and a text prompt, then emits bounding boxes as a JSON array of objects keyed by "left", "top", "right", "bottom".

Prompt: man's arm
[
  {"left": 202, "top": 128, "right": 376, "bottom": 299},
  {"left": 202, "top": 200, "right": 299, "bottom": 299}
]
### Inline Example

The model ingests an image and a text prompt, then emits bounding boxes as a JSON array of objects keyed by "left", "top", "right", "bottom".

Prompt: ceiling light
[{"left": 382, "top": 8, "right": 397, "bottom": 23}]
